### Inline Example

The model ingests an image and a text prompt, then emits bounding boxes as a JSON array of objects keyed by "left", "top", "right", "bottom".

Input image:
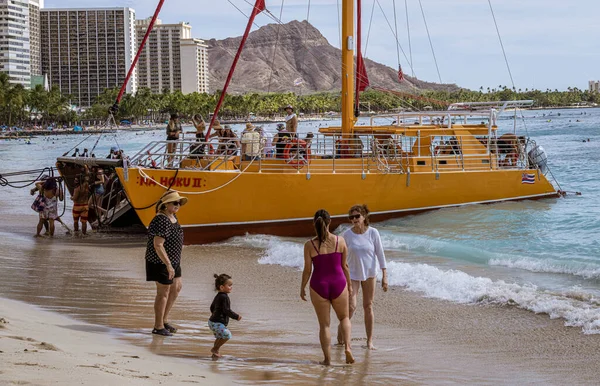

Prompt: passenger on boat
[
  {"left": 222, "top": 126, "right": 240, "bottom": 156},
  {"left": 190, "top": 115, "right": 207, "bottom": 156},
  {"left": 71, "top": 176, "right": 90, "bottom": 235},
  {"left": 241, "top": 122, "right": 261, "bottom": 161},
  {"left": 273, "top": 123, "right": 291, "bottom": 159},
  {"left": 304, "top": 132, "right": 315, "bottom": 149},
  {"left": 166, "top": 113, "right": 183, "bottom": 165},
  {"left": 284, "top": 105, "right": 298, "bottom": 136},
  {"left": 496, "top": 133, "right": 522, "bottom": 167},
  {"left": 210, "top": 120, "right": 227, "bottom": 155},
  {"left": 338, "top": 204, "right": 387, "bottom": 350},
  {"left": 301, "top": 209, "right": 354, "bottom": 366},
  {"left": 146, "top": 191, "right": 187, "bottom": 337},
  {"left": 255, "top": 126, "right": 273, "bottom": 158}
]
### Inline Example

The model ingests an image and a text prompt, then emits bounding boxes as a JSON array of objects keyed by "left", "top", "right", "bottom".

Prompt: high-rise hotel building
[
  {"left": 40, "top": 7, "right": 136, "bottom": 107},
  {"left": 0, "top": 0, "right": 43, "bottom": 87},
  {"left": 136, "top": 18, "right": 209, "bottom": 94}
]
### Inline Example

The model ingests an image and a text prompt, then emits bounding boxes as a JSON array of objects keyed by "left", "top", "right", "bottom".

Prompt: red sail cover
[
  {"left": 255, "top": 0, "right": 266, "bottom": 12},
  {"left": 357, "top": 54, "right": 369, "bottom": 92}
]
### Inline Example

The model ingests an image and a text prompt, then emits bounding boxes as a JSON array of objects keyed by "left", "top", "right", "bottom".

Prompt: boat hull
[{"left": 115, "top": 167, "right": 557, "bottom": 244}]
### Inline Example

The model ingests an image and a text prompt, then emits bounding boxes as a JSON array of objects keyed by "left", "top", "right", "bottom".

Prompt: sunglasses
[
  {"left": 170, "top": 201, "right": 182, "bottom": 206},
  {"left": 348, "top": 214, "right": 361, "bottom": 220}
]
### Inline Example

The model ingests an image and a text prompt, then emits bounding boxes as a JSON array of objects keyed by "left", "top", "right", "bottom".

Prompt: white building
[
  {"left": 180, "top": 38, "right": 209, "bottom": 94},
  {"left": 589, "top": 81, "right": 600, "bottom": 93},
  {"left": 0, "top": 0, "right": 43, "bottom": 88},
  {"left": 136, "top": 18, "right": 208, "bottom": 94},
  {"left": 40, "top": 7, "right": 137, "bottom": 107}
]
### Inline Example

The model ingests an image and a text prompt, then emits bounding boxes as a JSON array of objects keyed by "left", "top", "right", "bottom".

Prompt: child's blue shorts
[{"left": 208, "top": 320, "right": 232, "bottom": 340}]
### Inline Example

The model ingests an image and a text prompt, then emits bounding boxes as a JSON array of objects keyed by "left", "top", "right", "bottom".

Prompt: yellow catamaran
[{"left": 58, "top": 0, "right": 557, "bottom": 243}]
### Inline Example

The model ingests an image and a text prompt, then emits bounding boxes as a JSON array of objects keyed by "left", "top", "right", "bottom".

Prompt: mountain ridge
[{"left": 207, "top": 20, "right": 460, "bottom": 94}]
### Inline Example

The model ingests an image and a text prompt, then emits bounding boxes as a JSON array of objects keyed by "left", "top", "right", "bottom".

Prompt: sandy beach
[
  {"left": 1, "top": 212, "right": 600, "bottom": 384},
  {"left": 0, "top": 297, "right": 227, "bottom": 385}
]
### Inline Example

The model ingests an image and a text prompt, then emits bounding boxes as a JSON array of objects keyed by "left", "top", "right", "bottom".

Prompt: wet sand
[{"left": 1, "top": 214, "right": 600, "bottom": 384}]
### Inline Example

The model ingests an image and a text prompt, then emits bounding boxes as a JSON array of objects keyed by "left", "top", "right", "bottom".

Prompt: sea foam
[
  {"left": 489, "top": 257, "right": 600, "bottom": 280},
  {"left": 234, "top": 234, "right": 600, "bottom": 334}
]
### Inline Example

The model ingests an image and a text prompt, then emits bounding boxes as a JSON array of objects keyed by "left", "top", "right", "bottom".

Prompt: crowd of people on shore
[
  {"left": 30, "top": 163, "right": 119, "bottom": 237},
  {"left": 145, "top": 190, "right": 387, "bottom": 365}
]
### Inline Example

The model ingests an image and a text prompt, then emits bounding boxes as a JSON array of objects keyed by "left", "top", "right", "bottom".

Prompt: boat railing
[{"left": 128, "top": 133, "right": 533, "bottom": 174}]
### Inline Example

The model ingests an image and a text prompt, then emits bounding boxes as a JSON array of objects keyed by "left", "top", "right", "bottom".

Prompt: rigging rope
[
  {"left": 374, "top": 0, "right": 413, "bottom": 76},
  {"left": 364, "top": 0, "right": 376, "bottom": 58},
  {"left": 405, "top": 0, "right": 414, "bottom": 77},
  {"left": 487, "top": 0, "right": 529, "bottom": 138},
  {"left": 266, "top": 0, "right": 286, "bottom": 93},
  {"left": 392, "top": 0, "right": 402, "bottom": 77},
  {"left": 418, "top": 0, "right": 442, "bottom": 83}
]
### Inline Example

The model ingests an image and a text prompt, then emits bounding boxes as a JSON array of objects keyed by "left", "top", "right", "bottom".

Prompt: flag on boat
[
  {"left": 398, "top": 64, "right": 404, "bottom": 82},
  {"left": 357, "top": 53, "right": 369, "bottom": 92},
  {"left": 294, "top": 78, "right": 304, "bottom": 87},
  {"left": 521, "top": 173, "right": 536, "bottom": 184}
]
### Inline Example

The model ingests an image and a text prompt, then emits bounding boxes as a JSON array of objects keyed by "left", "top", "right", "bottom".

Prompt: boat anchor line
[{"left": 135, "top": 157, "right": 258, "bottom": 196}]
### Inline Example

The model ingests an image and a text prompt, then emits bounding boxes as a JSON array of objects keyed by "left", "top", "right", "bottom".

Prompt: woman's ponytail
[{"left": 313, "top": 209, "right": 331, "bottom": 247}]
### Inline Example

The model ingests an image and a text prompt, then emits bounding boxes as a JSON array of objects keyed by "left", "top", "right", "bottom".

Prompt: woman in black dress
[{"left": 145, "top": 190, "right": 187, "bottom": 336}]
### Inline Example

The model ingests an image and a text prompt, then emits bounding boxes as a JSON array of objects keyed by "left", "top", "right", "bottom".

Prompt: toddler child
[{"left": 208, "top": 273, "right": 242, "bottom": 359}]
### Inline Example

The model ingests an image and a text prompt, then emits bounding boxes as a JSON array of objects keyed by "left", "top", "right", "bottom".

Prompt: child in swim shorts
[{"left": 208, "top": 273, "right": 242, "bottom": 359}]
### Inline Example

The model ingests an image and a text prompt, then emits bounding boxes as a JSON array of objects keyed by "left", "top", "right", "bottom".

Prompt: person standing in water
[
  {"left": 145, "top": 191, "right": 187, "bottom": 336},
  {"left": 338, "top": 204, "right": 388, "bottom": 350},
  {"left": 301, "top": 209, "right": 354, "bottom": 365},
  {"left": 209, "top": 273, "right": 242, "bottom": 359}
]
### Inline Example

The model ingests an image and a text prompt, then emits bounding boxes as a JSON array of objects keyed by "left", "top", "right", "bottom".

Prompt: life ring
[{"left": 283, "top": 140, "right": 310, "bottom": 168}]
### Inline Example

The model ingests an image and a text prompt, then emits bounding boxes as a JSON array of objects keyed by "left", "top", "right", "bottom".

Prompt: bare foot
[
  {"left": 345, "top": 350, "right": 355, "bottom": 364},
  {"left": 319, "top": 359, "right": 331, "bottom": 366},
  {"left": 211, "top": 353, "right": 220, "bottom": 361},
  {"left": 366, "top": 341, "right": 377, "bottom": 350},
  {"left": 210, "top": 348, "right": 221, "bottom": 358},
  {"left": 335, "top": 341, "right": 345, "bottom": 347}
]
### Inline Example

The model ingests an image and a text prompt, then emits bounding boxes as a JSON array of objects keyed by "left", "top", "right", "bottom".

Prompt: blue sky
[{"left": 46, "top": 0, "right": 600, "bottom": 91}]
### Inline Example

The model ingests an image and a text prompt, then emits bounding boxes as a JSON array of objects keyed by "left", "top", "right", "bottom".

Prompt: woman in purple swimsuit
[{"left": 301, "top": 209, "right": 354, "bottom": 365}]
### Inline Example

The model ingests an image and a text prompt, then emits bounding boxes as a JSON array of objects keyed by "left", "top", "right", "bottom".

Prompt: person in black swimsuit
[
  {"left": 166, "top": 113, "right": 182, "bottom": 166},
  {"left": 145, "top": 190, "right": 187, "bottom": 336},
  {"left": 191, "top": 114, "right": 207, "bottom": 156}
]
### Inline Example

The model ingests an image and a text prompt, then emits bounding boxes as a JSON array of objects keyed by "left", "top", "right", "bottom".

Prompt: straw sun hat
[{"left": 156, "top": 190, "right": 188, "bottom": 212}]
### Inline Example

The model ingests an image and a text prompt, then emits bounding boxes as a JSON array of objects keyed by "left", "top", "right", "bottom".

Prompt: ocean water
[{"left": 1, "top": 108, "right": 599, "bottom": 333}]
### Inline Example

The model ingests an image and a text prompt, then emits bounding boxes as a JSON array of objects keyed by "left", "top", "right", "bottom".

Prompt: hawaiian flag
[
  {"left": 521, "top": 173, "right": 536, "bottom": 184},
  {"left": 398, "top": 64, "right": 404, "bottom": 82}
]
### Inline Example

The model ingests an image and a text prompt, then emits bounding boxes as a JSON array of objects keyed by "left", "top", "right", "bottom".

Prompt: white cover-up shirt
[{"left": 343, "top": 227, "right": 387, "bottom": 281}]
